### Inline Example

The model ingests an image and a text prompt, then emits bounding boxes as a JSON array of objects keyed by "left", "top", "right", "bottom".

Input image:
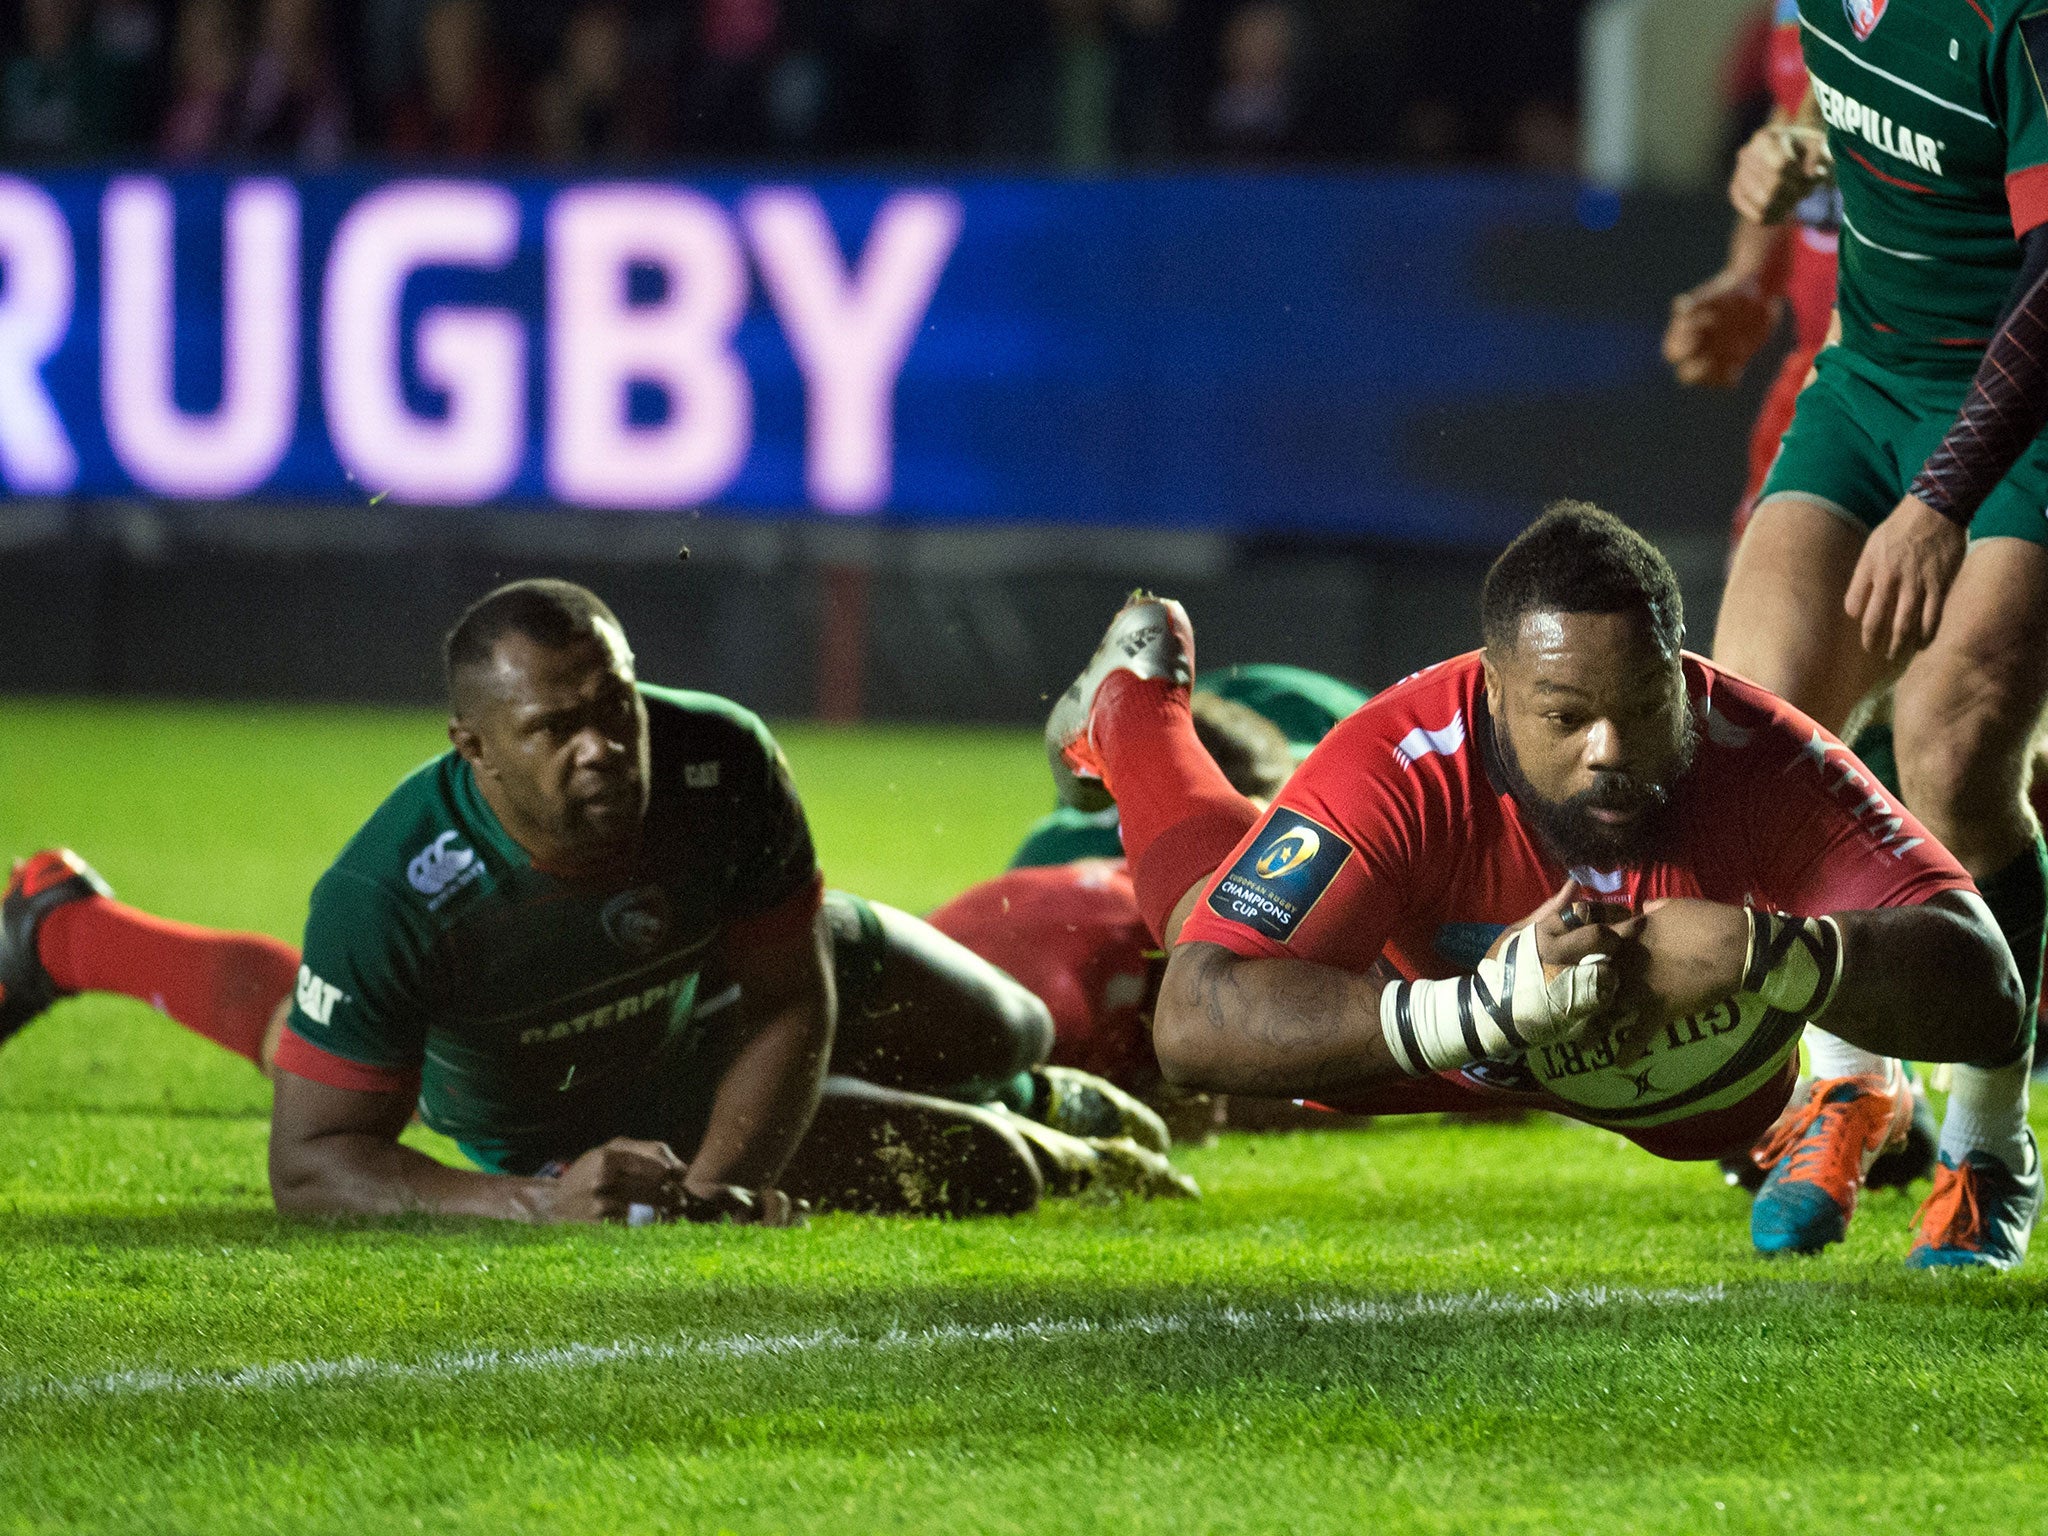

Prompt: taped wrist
[
  {"left": 1378, "top": 926, "right": 1547, "bottom": 1076},
  {"left": 1378, "top": 970, "right": 1524, "bottom": 1076},
  {"left": 1741, "top": 908, "right": 1844, "bottom": 1018}
]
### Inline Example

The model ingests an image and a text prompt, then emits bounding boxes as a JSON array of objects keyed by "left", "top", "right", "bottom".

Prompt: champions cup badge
[
  {"left": 601, "top": 887, "right": 672, "bottom": 956},
  {"left": 1209, "top": 813, "right": 1353, "bottom": 944},
  {"left": 1254, "top": 826, "right": 1321, "bottom": 880},
  {"left": 1844, "top": 0, "right": 1886, "bottom": 39}
]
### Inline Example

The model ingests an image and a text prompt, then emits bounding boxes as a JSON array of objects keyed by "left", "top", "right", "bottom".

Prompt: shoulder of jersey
[
  {"left": 323, "top": 754, "right": 488, "bottom": 914},
  {"left": 1318, "top": 652, "right": 1481, "bottom": 773},
  {"left": 640, "top": 683, "right": 780, "bottom": 778}
]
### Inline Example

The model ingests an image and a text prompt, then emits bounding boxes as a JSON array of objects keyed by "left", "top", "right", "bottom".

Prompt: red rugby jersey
[
  {"left": 926, "top": 859, "right": 1161, "bottom": 1091},
  {"left": 1178, "top": 652, "right": 1972, "bottom": 979}
]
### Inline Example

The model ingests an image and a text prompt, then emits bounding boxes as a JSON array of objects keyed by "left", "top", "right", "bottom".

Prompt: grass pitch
[{"left": 2, "top": 697, "right": 2046, "bottom": 1535}]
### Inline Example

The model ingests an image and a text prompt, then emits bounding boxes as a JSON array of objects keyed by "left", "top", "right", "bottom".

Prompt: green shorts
[{"left": 1759, "top": 346, "right": 2048, "bottom": 545}]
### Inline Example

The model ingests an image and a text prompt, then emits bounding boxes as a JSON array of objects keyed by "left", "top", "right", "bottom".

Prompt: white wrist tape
[
  {"left": 1378, "top": 922, "right": 1616, "bottom": 1076},
  {"left": 1741, "top": 908, "right": 1844, "bottom": 1019}
]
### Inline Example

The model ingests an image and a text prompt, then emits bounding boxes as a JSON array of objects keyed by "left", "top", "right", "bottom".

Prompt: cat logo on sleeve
[{"left": 1208, "top": 813, "right": 1353, "bottom": 943}]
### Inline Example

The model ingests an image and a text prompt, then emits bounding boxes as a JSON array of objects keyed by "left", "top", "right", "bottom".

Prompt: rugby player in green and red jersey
[
  {"left": 1709, "top": 0, "right": 2048, "bottom": 1267},
  {"left": 0, "top": 581, "right": 1192, "bottom": 1222}
]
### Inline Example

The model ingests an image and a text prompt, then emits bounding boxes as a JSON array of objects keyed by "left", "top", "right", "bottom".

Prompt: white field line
[{"left": 7, "top": 1283, "right": 1729, "bottom": 1407}]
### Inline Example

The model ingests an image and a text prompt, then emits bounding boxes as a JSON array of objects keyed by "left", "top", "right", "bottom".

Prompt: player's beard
[{"left": 1492, "top": 703, "right": 1699, "bottom": 871}]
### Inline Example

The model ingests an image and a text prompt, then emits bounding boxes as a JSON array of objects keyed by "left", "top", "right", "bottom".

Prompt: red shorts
[{"left": 1314, "top": 1050, "right": 1798, "bottom": 1163}]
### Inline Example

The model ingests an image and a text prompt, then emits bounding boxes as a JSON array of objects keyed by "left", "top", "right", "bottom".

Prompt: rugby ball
[{"left": 1523, "top": 992, "right": 1804, "bottom": 1128}]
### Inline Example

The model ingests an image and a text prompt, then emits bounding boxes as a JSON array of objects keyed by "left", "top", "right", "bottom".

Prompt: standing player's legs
[
  {"left": 1713, "top": 496, "right": 1898, "bottom": 732},
  {"left": 1, "top": 850, "right": 299, "bottom": 1071},
  {"left": 1892, "top": 536, "right": 2048, "bottom": 1267},
  {"left": 1711, "top": 361, "right": 1925, "bottom": 1252}
]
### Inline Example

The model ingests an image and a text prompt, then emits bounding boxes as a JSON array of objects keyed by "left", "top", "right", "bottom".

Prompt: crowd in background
[{"left": 0, "top": 0, "right": 1592, "bottom": 169}]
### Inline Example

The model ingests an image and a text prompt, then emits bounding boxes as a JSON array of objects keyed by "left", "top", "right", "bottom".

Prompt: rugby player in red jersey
[
  {"left": 1663, "top": 0, "right": 1839, "bottom": 552},
  {"left": 1050, "top": 504, "right": 2032, "bottom": 1264},
  {"left": 930, "top": 695, "right": 1376, "bottom": 1137}
]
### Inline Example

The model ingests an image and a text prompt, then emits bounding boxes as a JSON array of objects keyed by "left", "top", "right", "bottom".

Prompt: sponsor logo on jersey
[
  {"left": 1392, "top": 711, "right": 1466, "bottom": 769},
  {"left": 1843, "top": 0, "right": 1886, "bottom": 41},
  {"left": 1811, "top": 75, "right": 1942, "bottom": 175},
  {"left": 1791, "top": 729, "right": 1925, "bottom": 859},
  {"left": 518, "top": 973, "right": 693, "bottom": 1046},
  {"left": 294, "top": 964, "right": 344, "bottom": 1026},
  {"left": 684, "top": 761, "right": 721, "bottom": 789},
  {"left": 1209, "top": 812, "right": 1352, "bottom": 943},
  {"left": 601, "top": 886, "right": 673, "bottom": 956},
  {"left": 407, "top": 831, "right": 482, "bottom": 908}
]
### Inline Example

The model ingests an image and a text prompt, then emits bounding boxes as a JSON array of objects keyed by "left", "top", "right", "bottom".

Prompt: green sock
[{"left": 1973, "top": 835, "right": 2046, "bottom": 1070}]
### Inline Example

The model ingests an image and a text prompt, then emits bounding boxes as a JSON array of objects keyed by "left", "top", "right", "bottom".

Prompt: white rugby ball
[{"left": 1523, "top": 993, "right": 1803, "bottom": 1128}]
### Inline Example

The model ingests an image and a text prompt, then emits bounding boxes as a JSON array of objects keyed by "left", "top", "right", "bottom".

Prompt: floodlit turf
[{"left": 3, "top": 696, "right": 2047, "bottom": 1535}]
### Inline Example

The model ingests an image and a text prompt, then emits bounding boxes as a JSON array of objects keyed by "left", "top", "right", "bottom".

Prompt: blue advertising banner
[{"left": 0, "top": 170, "right": 1645, "bottom": 542}]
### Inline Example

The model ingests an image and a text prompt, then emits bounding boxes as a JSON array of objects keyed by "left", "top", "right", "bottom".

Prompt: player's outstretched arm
[
  {"left": 1728, "top": 93, "right": 1829, "bottom": 225},
  {"left": 682, "top": 908, "right": 833, "bottom": 1221},
  {"left": 268, "top": 1072, "right": 690, "bottom": 1223},
  {"left": 1623, "top": 890, "right": 2024, "bottom": 1064},
  {"left": 1153, "top": 883, "right": 1622, "bottom": 1097}
]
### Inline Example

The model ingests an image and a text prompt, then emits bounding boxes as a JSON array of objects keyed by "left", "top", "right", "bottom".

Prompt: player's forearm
[
  {"left": 1907, "top": 248, "right": 2048, "bottom": 526},
  {"left": 1821, "top": 896, "right": 2025, "bottom": 1063},
  {"left": 269, "top": 1133, "right": 555, "bottom": 1221},
  {"left": 1724, "top": 214, "right": 1793, "bottom": 291},
  {"left": 686, "top": 994, "right": 831, "bottom": 1192},
  {"left": 1153, "top": 942, "right": 1397, "bottom": 1097},
  {"left": 1723, "top": 108, "right": 1795, "bottom": 286}
]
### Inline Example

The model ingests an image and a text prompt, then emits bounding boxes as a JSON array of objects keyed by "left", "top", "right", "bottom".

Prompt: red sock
[
  {"left": 36, "top": 898, "right": 300, "bottom": 1067},
  {"left": 1093, "top": 671, "right": 1262, "bottom": 942}
]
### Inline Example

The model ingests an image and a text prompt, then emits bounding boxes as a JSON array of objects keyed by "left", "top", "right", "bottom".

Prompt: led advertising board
[{"left": 0, "top": 171, "right": 1643, "bottom": 540}]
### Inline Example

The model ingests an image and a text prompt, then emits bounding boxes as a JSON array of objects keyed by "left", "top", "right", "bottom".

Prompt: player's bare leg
[
  {"left": 1713, "top": 496, "right": 1898, "bottom": 727},
  {"left": 825, "top": 896, "right": 1053, "bottom": 1097},
  {"left": 824, "top": 894, "right": 1170, "bottom": 1152},
  {"left": 777, "top": 1076, "right": 1044, "bottom": 1217},
  {"left": 1892, "top": 537, "right": 2048, "bottom": 1269},
  {"left": 1711, "top": 496, "right": 1924, "bottom": 1250}
]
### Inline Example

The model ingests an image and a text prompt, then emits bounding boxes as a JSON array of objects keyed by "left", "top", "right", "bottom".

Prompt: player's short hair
[
  {"left": 1191, "top": 692, "right": 1294, "bottom": 799},
  {"left": 443, "top": 579, "right": 624, "bottom": 712},
  {"left": 1480, "top": 500, "right": 1684, "bottom": 657}
]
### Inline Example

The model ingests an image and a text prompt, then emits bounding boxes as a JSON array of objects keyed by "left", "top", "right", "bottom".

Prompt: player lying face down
[
  {"left": 1048, "top": 503, "right": 2024, "bottom": 1167},
  {"left": 256, "top": 580, "right": 1075, "bottom": 1226},
  {"left": 3, "top": 582, "right": 1197, "bottom": 1220}
]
